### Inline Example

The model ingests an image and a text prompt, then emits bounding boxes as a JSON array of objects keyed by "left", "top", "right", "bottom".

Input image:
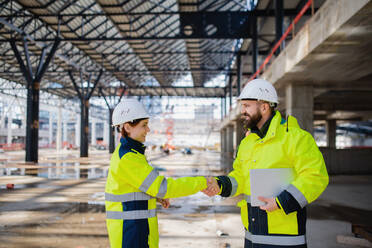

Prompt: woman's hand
[{"left": 156, "top": 198, "right": 170, "bottom": 209}]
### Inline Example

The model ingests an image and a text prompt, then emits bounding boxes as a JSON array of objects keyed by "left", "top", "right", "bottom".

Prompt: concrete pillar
[
  {"left": 63, "top": 120, "right": 68, "bottom": 144},
  {"left": 104, "top": 119, "right": 109, "bottom": 146},
  {"left": 326, "top": 119, "right": 336, "bottom": 149},
  {"left": 91, "top": 118, "right": 96, "bottom": 146},
  {"left": 56, "top": 100, "right": 62, "bottom": 151},
  {"left": 49, "top": 112, "right": 53, "bottom": 146},
  {"left": 235, "top": 119, "right": 245, "bottom": 149},
  {"left": 220, "top": 128, "right": 226, "bottom": 168},
  {"left": 227, "top": 125, "right": 234, "bottom": 170},
  {"left": 7, "top": 108, "right": 12, "bottom": 145},
  {"left": 0, "top": 108, "right": 5, "bottom": 128},
  {"left": 75, "top": 115, "right": 80, "bottom": 147},
  {"left": 285, "top": 84, "right": 314, "bottom": 134}
]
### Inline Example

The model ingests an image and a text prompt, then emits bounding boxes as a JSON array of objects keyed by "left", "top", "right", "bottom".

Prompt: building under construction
[{"left": 0, "top": 0, "right": 371, "bottom": 247}]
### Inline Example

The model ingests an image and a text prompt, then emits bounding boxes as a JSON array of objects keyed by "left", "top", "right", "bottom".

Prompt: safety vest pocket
[{"left": 267, "top": 208, "right": 298, "bottom": 235}]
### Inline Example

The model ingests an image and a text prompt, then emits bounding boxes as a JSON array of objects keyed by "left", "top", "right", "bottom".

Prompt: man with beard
[{"left": 203, "top": 79, "right": 329, "bottom": 248}]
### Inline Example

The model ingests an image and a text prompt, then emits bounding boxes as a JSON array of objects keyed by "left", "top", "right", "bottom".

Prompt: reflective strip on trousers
[
  {"left": 139, "top": 169, "right": 159, "bottom": 192},
  {"left": 106, "top": 209, "right": 156, "bottom": 220},
  {"left": 244, "top": 194, "right": 251, "bottom": 203},
  {"left": 105, "top": 192, "right": 152, "bottom": 202},
  {"left": 245, "top": 231, "right": 306, "bottom": 246}
]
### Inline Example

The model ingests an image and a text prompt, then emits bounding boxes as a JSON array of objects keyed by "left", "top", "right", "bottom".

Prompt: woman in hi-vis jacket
[{"left": 105, "top": 98, "right": 216, "bottom": 248}]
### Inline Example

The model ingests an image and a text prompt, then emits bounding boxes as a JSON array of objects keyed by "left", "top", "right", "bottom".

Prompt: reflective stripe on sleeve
[
  {"left": 105, "top": 192, "right": 152, "bottom": 202},
  {"left": 244, "top": 194, "right": 251, "bottom": 203},
  {"left": 139, "top": 169, "right": 159, "bottom": 193},
  {"left": 228, "top": 176, "right": 238, "bottom": 196},
  {"left": 245, "top": 231, "right": 306, "bottom": 246},
  {"left": 106, "top": 209, "right": 156, "bottom": 220},
  {"left": 286, "top": 184, "right": 308, "bottom": 208},
  {"left": 156, "top": 179, "right": 167, "bottom": 198}
]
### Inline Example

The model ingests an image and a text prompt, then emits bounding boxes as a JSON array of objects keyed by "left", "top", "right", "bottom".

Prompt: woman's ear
[{"left": 123, "top": 123, "right": 131, "bottom": 134}]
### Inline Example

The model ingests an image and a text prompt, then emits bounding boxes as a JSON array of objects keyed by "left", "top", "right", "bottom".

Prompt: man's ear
[{"left": 260, "top": 102, "right": 270, "bottom": 114}]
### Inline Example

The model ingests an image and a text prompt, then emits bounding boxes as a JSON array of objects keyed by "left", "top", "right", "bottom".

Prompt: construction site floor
[{"left": 0, "top": 148, "right": 371, "bottom": 248}]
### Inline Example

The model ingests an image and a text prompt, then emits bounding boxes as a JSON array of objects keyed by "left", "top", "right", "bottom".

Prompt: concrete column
[
  {"left": 285, "top": 84, "right": 314, "bottom": 134},
  {"left": 326, "top": 119, "right": 336, "bottom": 149},
  {"left": 56, "top": 100, "right": 62, "bottom": 151},
  {"left": 91, "top": 118, "right": 96, "bottom": 146},
  {"left": 49, "top": 112, "right": 53, "bottom": 145},
  {"left": 63, "top": 120, "right": 68, "bottom": 145},
  {"left": 235, "top": 119, "right": 245, "bottom": 149},
  {"left": 7, "top": 109, "right": 12, "bottom": 145},
  {"left": 103, "top": 119, "right": 109, "bottom": 146},
  {"left": 0, "top": 108, "right": 5, "bottom": 128},
  {"left": 75, "top": 115, "right": 80, "bottom": 147},
  {"left": 220, "top": 128, "right": 226, "bottom": 168},
  {"left": 220, "top": 128, "right": 225, "bottom": 154},
  {"left": 227, "top": 125, "right": 234, "bottom": 170}
]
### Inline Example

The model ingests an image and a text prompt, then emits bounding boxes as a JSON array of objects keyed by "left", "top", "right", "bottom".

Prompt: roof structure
[{"left": 0, "top": 0, "right": 319, "bottom": 99}]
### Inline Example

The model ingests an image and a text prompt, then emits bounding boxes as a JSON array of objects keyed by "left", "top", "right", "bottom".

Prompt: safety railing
[{"left": 248, "top": 0, "right": 314, "bottom": 82}]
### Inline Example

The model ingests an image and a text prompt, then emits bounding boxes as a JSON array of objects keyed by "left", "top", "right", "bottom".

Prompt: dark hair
[{"left": 119, "top": 118, "right": 148, "bottom": 137}]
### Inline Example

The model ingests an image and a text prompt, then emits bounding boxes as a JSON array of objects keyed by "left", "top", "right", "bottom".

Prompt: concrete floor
[{"left": 0, "top": 148, "right": 371, "bottom": 248}]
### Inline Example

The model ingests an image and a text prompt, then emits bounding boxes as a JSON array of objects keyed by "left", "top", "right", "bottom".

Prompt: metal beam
[
  {"left": 275, "top": 0, "right": 284, "bottom": 55},
  {"left": 236, "top": 54, "right": 242, "bottom": 96},
  {"left": 9, "top": 38, "right": 60, "bottom": 163},
  {"left": 252, "top": 16, "right": 258, "bottom": 72},
  {"left": 0, "top": 9, "right": 314, "bottom": 17},
  {"left": 69, "top": 70, "right": 103, "bottom": 157}
]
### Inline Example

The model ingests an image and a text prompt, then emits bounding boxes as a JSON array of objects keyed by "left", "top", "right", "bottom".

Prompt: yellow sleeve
[
  {"left": 118, "top": 153, "right": 207, "bottom": 199},
  {"left": 286, "top": 131, "right": 329, "bottom": 207},
  {"left": 224, "top": 147, "right": 245, "bottom": 197}
]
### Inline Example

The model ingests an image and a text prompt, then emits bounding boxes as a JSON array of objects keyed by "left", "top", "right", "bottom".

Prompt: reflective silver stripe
[
  {"left": 286, "top": 184, "right": 308, "bottom": 208},
  {"left": 139, "top": 169, "right": 159, "bottom": 193},
  {"left": 156, "top": 179, "right": 167, "bottom": 198},
  {"left": 106, "top": 209, "right": 156, "bottom": 220},
  {"left": 105, "top": 192, "right": 152, "bottom": 202},
  {"left": 244, "top": 194, "right": 251, "bottom": 203},
  {"left": 245, "top": 231, "right": 306, "bottom": 246},
  {"left": 228, "top": 176, "right": 238, "bottom": 196}
]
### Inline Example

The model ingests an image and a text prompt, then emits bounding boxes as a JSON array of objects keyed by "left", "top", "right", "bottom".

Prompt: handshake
[
  {"left": 201, "top": 177, "right": 220, "bottom": 197},
  {"left": 157, "top": 177, "right": 220, "bottom": 209}
]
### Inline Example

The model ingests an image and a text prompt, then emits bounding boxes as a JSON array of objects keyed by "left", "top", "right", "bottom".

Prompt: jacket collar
[
  {"left": 264, "top": 110, "right": 282, "bottom": 141},
  {"left": 120, "top": 136, "right": 146, "bottom": 154},
  {"left": 251, "top": 112, "right": 275, "bottom": 139}
]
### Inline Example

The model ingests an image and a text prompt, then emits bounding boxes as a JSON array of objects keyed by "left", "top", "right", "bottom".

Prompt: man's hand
[
  {"left": 258, "top": 196, "right": 279, "bottom": 212},
  {"left": 202, "top": 177, "right": 220, "bottom": 196},
  {"left": 156, "top": 198, "right": 170, "bottom": 209}
]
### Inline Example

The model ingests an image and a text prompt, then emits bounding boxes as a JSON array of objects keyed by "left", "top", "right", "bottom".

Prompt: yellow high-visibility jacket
[
  {"left": 217, "top": 111, "right": 328, "bottom": 248},
  {"left": 105, "top": 137, "right": 207, "bottom": 248}
]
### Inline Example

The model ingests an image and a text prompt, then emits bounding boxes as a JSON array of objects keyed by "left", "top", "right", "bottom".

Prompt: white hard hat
[
  {"left": 238, "top": 78, "right": 278, "bottom": 104},
  {"left": 112, "top": 98, "right": 150, "bottom": 126}
]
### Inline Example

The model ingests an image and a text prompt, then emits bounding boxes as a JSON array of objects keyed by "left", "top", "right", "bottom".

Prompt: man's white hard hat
[
  {"left": 238, "top": 78, "right": 278, "bottom": 104},
  {"left": 112, "top": 98, "right": 150, "bottom": 126}
]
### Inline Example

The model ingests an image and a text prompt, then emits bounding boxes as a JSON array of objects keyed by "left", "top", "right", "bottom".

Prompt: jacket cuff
[
  {"left": 277, "top": 189, "right": 302, "bottom": 214},
  {"left": 216, "top": 176, "right": 232, "bottom": 197}
]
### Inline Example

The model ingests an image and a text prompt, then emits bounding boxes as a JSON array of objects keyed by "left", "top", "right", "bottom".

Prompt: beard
[{"left": 241, "top": 110, "right": 262, "bottom": 130}]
